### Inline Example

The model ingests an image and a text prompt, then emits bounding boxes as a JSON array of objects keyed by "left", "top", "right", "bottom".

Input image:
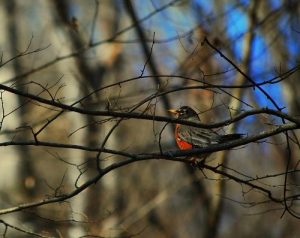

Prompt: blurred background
[{"left": 0, "top": 0, "right": 300, "bottom": 237}]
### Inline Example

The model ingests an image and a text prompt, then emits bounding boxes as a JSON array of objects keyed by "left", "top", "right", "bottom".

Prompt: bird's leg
[
  {"left": 191, "top": 157, "right": 208, "bottom": 178},
  {"left": 189, "top": 157, "right": 198, "bottom": 168},
  {"left": 190, "top": 156, "right": 206, "bottom": 167}
]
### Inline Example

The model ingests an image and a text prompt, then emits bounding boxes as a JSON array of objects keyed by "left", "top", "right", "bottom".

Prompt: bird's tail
[{"left": 218, "top": 133, "right": 244, "bottom": 142}]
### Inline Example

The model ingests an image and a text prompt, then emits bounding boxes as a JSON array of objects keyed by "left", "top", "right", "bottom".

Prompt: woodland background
[{"left": 0, "top": 0, "right": 300, "bottom": 237}]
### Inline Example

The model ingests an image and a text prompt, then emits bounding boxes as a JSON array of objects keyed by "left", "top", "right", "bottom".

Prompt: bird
[{"left": 168, "top": 106, "right": 243, "bottom": 163}]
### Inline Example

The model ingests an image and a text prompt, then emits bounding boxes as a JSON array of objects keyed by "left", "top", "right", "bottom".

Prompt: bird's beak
[{"left": 168, "top": 109, "right": 178, "bottom": 115}]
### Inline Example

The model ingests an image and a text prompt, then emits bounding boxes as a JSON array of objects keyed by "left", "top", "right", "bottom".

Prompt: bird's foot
[
  {"left": 191, "top": 158, "right": 207, "bottom": 177},
  {"left": 190, "top": 158, "right": 205, "bottom": 167}
]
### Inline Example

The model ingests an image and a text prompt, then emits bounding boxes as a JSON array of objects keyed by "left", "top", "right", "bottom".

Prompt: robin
[{"left": 169, "top": 106, "right": 243, "bottom": 163}]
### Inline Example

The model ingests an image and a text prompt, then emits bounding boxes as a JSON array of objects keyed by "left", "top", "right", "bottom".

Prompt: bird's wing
[{"left": 178, "top": 125, "right": 219, "bottom": 147}]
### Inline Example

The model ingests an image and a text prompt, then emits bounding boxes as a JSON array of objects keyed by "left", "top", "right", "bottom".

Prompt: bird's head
[{"left": 168, "top": 106, "right": 199, "bottom": 120}]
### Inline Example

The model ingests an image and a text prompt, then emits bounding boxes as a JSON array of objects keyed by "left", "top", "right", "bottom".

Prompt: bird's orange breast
[{"left": 175, "top": 124, "right": 193, "bottom": 150}]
